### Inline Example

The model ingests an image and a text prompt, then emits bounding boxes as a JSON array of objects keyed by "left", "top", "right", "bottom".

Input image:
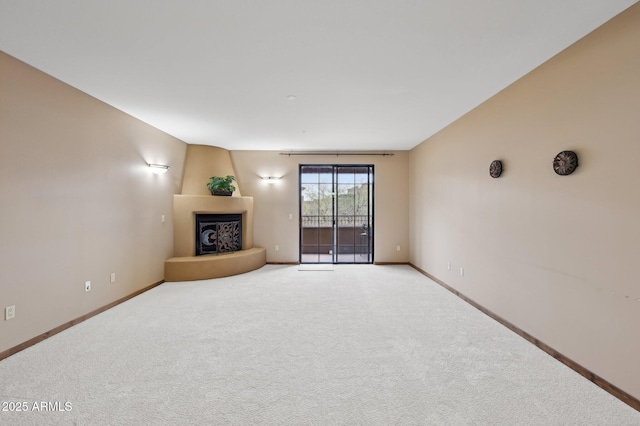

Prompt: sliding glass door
[{"left": 300, "top": 165, "right": 374, "bottom": 264}]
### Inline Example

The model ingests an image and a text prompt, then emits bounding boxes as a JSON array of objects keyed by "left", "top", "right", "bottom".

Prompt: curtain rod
[{"left": 279, "top": 152, "right": 394, "bottom": 157}]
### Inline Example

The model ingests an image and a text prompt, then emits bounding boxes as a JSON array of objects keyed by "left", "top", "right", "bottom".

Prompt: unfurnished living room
[{"left": 1, "top": 1, "right": 639, "bottom": 425}]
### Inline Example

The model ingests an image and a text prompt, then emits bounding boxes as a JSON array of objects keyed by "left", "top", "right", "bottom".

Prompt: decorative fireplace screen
[{"left": 195, "top": 214, "right": 242, "bottom": 255}]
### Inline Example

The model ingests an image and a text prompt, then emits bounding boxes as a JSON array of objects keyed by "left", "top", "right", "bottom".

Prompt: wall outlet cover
[{"left": 5, "top": 305, "right": 15, "bottom": 320}]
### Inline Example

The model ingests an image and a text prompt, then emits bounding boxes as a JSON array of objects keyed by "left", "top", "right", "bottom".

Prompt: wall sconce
[
  {"left": 260, "top": 176, "right": 282, "bottom": 183},
  {"left": 148, "top": 163, "right": 170, "bottom": 174}
]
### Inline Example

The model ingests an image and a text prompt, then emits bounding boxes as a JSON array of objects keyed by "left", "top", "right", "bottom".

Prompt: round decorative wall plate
[
  {"left": 553, "top": 151, "right": 579, "bottom": 175},
  {"left": 489, "top": 160, "right": 503, "bottom": 178}
]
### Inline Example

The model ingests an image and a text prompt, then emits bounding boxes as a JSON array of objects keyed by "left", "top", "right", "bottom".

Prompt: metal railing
[{"left": 301, "top": 215, "right": 371, "bottom": 227}]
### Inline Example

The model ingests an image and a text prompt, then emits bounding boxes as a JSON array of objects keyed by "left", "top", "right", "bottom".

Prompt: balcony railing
[{"left": 301, "top": 215, "right": 371, "bottom": 227}]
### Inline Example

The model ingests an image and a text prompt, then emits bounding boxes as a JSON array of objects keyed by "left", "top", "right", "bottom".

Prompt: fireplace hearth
[{"left": 195, "top": 213, "right": 242, "bottom": 255}]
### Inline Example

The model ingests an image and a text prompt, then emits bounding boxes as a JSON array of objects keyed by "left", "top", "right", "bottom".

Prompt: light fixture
[
  {"left": 148, "top": 163, "right": 170, "bottom": 174},
  {"left": 260, "top": 176, "right": 282, "bottom": 183}
]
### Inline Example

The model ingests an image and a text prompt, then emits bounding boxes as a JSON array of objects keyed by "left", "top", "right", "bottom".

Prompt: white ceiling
[{"left": 0, "top": 1, "right": 636, "bottom": 151}]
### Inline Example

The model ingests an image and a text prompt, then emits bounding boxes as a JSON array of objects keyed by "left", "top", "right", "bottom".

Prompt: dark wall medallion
[
  {"left": 489, "top": 160, "right": 503, "bottom": 178},
  {"left": 553, "top": 151, "right": 579, "bottom": 176}
]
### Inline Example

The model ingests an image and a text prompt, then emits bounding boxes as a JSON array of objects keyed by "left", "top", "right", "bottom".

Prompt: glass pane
[
  {"left": 337, "top": 170, "right": 355, "bottom": 184},
  {"left": 318, "top": 171, "right": 333, "bottom": 184},
  {"left": 337, "top": 185, "right": 355, "bottom": 216},
  {"left": 336, "top": 252, "right": 355, "bottom": 263},
  {"left": 318, "top": 244, "right": 333, "bottom": 258},
  {"left": 300, "top": 172, "right": 319, "bottom": 184},
  {"left": 301, "top": 227, "right": 319, "bottom": 246},
  {"left": 354, "top": 185, "right": 370, "bottom": 217},
  {"left": 316, "top": 184, "right": 333, "bottom": 217},
  {"left": 301, "top": 166, "right": 332, "bottom": 183},
  {"left": 301, "top": 184, "right": 320, "bottom": 216},
  {"left": 354, "top": 169, "right": 369, "bottom": 184}
]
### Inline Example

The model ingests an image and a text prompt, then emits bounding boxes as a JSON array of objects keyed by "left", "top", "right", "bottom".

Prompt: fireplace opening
[{"left": 195, "top": 214, "right": 242, "bottom": 255}]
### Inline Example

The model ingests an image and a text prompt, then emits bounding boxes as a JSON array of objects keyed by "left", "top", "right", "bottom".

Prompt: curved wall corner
[{"left": 181, "top": 144, "right": 241, "bottom": 196}]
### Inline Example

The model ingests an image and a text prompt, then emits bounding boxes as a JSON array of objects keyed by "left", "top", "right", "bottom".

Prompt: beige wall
[
  {"left": 0, "top": 52, "right": 187, "bottom": 354},
  {"left": 181, "top": 144, "right": 241, "bottom": 196},
  {"left": 231, "top": 151, "right": 410, "bottom": 263},
  {"left": 409, "top": 4, "right": 640, "bottom": 399}
]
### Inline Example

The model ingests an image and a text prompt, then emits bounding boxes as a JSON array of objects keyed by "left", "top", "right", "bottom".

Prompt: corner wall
[
  {"left": 0, "top": 52, "right": 187, "bottom": 354},
  {"left": 181, "top": 144, "right": 240, "bottom": 196},
  {"left": 409, "top": 4, "right": 640, "bottom": 399}
]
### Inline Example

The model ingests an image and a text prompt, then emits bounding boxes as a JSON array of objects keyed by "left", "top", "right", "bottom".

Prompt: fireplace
[
  {"left": 167, "top": 195, "right": 265, "bottom": 281},
  {"left": 195, "top": 213, "right": 242, "bottom": 255}
]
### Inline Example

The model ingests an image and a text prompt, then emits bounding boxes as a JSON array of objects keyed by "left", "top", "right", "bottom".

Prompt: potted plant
[{"left": 207, "top": 175, "right": 236, "bottom": 196}]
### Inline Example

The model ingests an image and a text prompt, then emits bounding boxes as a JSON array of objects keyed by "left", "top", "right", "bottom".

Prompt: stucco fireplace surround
[
  {"left": 164, "top": 194, "right": 266, "bottom": 281},
  {"left": 164, "top": 144, "right": 266, "bottom": 281}
]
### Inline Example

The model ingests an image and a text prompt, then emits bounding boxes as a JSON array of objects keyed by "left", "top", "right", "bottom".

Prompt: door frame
[{"left": 298, "top": 164, "right": 374, "bottom": 264}]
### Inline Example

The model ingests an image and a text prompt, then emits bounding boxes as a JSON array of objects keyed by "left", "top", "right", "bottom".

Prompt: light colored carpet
[{"left": 0, "top": 265, "right": 638, "bottom": 425}]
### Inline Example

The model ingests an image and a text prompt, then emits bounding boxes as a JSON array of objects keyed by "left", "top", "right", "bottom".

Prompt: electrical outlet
[
  {"left": 288, "top": 213, "right": 293, "bottom": 220},
  {"left": 161, "top": 215, "right": 166, "bottom": 223},
  {"left": 85, "top": 281, "right": 91, "bottom": 292},
  {"left": 5, "top": 305, "right": 15, "bottom": 320},
  {"left": 275, "top": 245, "right": 279, "bottom": 251},
  {"left": 396, "top": 245, "right": 401, "bottom": 252},
  {"left": 459, "top": 267, "right": 464, "bottom": 277},
  {"left": 110, "top": 273, "right": 116, "bottom": 283},
  {"left": 447, "top": 262, "right": 451, "bottom": 271}
]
